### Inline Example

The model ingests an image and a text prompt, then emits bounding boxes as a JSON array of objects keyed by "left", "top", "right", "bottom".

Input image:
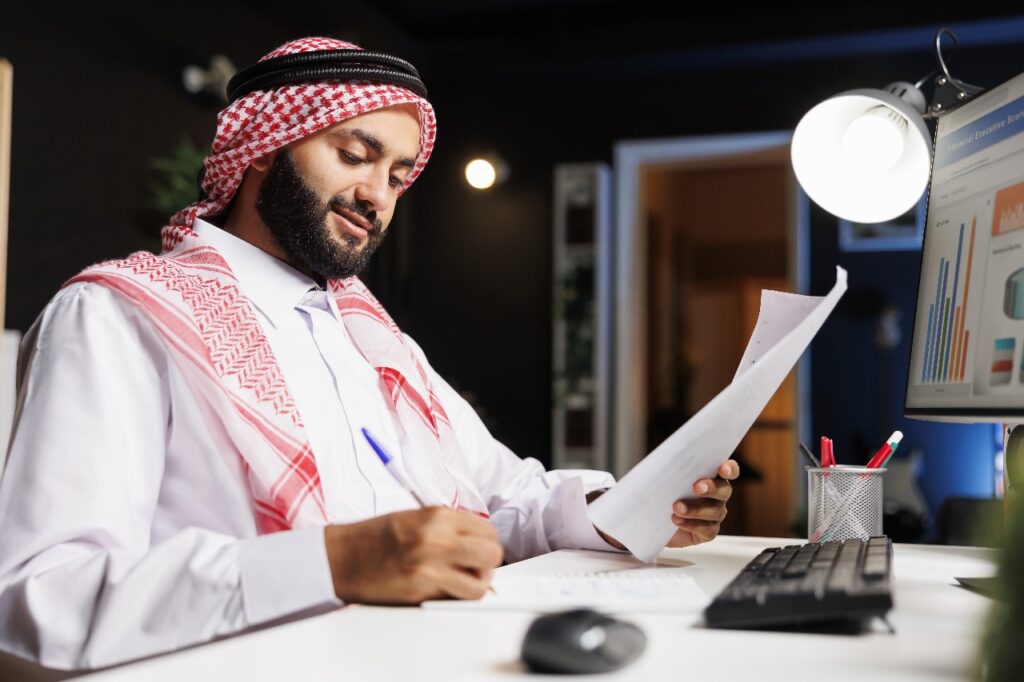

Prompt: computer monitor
[{"left": 906, "top": 69, "right": 1024, "bottom": 424}]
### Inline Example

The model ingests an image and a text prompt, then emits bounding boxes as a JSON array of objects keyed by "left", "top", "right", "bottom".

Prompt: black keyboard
[{"left": 704, "top": 536, "right": 893, "bottom": 630}]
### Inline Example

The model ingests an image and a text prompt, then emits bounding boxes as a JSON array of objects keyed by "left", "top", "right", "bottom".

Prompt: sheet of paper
[
  {"left": 421, "top": 551, "right": 710, "bottom": 613},
  {"left": 588, "top": 267, "right": 848, "bottom": 562},
  {"left": 735, "top": 290, "right": 824, "bottom": 378}
]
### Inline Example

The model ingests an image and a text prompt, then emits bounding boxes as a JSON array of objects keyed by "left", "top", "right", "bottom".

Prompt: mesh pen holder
[{"left": 807, "top": 466, "right": 885, "bottom": 544}]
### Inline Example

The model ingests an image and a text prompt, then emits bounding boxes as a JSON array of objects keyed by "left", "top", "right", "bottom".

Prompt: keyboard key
[
  {"left": 763, "top": 547, "right": 798, "bottom": 575},
  {"left": 745, "top": 549, "right": 776, "bottom": 572}
]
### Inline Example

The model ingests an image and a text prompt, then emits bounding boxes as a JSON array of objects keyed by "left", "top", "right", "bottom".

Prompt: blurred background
[{"left": 2, "top": 1, "right": 1022, "bottom": 543}]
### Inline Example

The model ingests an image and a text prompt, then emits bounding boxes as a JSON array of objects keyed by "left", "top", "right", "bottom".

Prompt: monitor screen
[{"left": 906, "top": 69, "right": 1024, "bottom": 420}]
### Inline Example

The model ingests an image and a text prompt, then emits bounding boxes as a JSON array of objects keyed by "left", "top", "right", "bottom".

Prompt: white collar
[{"left": 193, "top": 219, "right": 321, "bottom": 329}]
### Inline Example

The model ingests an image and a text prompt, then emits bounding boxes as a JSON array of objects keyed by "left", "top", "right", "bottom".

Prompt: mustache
[{"left": 327, "top": 196, "right": 383, "bottom": 235}]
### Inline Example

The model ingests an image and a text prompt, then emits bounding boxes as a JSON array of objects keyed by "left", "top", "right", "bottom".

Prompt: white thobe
[{"left": 0, "top": 220, "right": 616, "bottom": 671}]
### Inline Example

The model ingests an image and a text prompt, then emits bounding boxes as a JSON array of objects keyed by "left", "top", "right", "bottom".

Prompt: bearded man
[{"left": 0, "top": 37, "right": 739, "bottom": 671}]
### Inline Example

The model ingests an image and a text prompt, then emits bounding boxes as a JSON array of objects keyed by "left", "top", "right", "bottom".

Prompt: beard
[{"left": 255, "top": 150, "right": 386, "bottom": 281}]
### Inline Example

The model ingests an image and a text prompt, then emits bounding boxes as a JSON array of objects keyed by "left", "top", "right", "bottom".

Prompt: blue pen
[
  {"left": 361, "top": 427, "right": 427, "bottom": 506},
  {"left": 362, "top": 427, "right": 496, "bottom": 594}
]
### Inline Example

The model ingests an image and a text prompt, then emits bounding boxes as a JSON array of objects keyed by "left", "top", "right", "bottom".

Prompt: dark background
[{"left": 3, "top": 1, "right": 1023, "bottom": 533}]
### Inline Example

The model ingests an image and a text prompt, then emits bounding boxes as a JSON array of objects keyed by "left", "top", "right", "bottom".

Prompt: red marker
[
  {"left": 867, "top": 431, "right": 904, "bottom": 468},
  {"left": 820, "top": 436, "right": 834, "bottom": 467}
]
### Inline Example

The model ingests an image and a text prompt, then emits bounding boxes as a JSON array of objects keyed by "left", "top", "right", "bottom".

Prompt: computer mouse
[{"left": 520, "top": 608, "right": 647, "bottom": 674}]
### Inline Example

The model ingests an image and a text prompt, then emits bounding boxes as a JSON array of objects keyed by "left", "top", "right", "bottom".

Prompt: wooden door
[{"left": 719, "top": 277, "right": 797, "bottom": 537}]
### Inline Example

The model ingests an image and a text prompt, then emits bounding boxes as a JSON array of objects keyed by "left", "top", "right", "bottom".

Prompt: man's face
[{"left": 255, "top": 103, "right": 421, "bottom": 280}]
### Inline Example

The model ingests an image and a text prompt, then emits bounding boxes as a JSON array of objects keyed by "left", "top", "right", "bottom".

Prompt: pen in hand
[
  {"left": 362, "top": 427, "right": 427, "bottom": 506},
  {"left": 361, "top": 427, "right": 497, "bottom": 596}
]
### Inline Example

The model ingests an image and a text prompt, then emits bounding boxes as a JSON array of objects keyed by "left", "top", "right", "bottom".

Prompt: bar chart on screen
[{"left": 917, "top": 209, "right": 986, "bottom": 387}]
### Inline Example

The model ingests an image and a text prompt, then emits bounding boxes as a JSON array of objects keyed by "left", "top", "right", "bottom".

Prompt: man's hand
[
  {"left": 592, "top": 459, "right": 740, "bottom": 550},
  {"left": 324, "top": 507, "right": 503, "bottom": 604},
  {"left": 667, "top": 459, "right": 739, "bottom": 548}
]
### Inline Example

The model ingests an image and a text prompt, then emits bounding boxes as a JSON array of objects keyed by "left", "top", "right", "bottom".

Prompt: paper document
[
  {"left": 589, "top": 267, "right": 848, "bottom": 562},
  {"left": 422, "top": 550, "right": 710, "bottom": 613}
]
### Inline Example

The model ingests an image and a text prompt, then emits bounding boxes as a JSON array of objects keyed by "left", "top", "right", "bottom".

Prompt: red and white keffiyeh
[
  {"left": 65, "top": 37, "right": 488, "bottom": 533},
  {"left": 164, "top": 36, "right": 437, "bottom": 251}
]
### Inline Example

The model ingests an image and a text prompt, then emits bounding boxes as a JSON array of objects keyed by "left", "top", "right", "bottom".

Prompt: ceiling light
[{"left": 465, "top": 156, "right": 509, "bottom": 190}]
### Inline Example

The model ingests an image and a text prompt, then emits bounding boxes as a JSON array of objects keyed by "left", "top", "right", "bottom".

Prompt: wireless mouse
[{"left": 520, "top": 608, "right": 647, "bottom": 674}]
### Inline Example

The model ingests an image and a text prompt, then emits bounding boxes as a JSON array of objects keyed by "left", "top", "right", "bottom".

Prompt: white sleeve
[
  {"left": 403, "top": 335, "right": 622, "bottom": 564},
  {"left": 0, "top": 284, "right": 337, "bottom": 671}
]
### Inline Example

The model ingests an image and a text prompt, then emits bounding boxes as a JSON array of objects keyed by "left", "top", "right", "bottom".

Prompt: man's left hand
[
  {"left": 667, "top": 459, "right": 739, "bottom": 548},
  {"left": 592, "top": 459, "right": 740, "bottom": 550}
]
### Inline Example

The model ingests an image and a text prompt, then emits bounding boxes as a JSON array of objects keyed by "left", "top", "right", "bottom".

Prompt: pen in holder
[{"left": 807, "top": 466, "right": 885, "bottom": 544}]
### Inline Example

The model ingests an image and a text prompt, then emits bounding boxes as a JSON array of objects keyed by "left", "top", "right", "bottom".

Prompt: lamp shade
[{"left": 791, "top": 87, "right": 932, "bottom": 224}]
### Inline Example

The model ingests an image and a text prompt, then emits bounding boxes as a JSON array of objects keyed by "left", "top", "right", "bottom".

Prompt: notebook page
[{"left": 421, "top": 558, "right": 710, "bottom": 612}]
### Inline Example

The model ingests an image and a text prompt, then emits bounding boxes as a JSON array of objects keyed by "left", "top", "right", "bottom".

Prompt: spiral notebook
[{"left": 421, "top": 550, "right": 711, "bottom": 613}]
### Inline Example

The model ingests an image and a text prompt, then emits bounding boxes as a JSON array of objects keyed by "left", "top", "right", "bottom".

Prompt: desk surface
[{"left": 75, "top": 536, "right": 998, "bottom": 682}]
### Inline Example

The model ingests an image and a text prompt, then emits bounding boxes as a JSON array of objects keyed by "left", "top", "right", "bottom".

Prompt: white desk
[{"left": 73, "top": 536, "right": 998, "bottom": 682}]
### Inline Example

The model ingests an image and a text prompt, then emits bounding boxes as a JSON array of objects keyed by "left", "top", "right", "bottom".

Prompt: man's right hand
[{"left": 323, "top": 507, "right": 503, "bottom": 604}]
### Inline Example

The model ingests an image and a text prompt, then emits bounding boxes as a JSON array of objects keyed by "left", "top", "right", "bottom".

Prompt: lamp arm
[{"left": 913, "top": 68, "right": 937, "bottom": 91}]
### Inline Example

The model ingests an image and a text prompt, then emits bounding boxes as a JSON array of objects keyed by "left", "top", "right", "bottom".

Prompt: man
[{"left": 0, "top": 37, "right": 738, "bottom": 671}]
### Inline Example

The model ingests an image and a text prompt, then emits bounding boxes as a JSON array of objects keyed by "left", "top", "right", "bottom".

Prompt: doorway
[{"left": 611, "top": 132, "right": 810, "bottom": 537}]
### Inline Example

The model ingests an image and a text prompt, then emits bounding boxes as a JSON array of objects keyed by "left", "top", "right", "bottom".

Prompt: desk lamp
[{"left": 791, "top": 27, "right": 982, "bottom": 224}]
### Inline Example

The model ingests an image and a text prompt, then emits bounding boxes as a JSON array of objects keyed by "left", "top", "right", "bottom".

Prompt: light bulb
[
  {"left": 465, "top": 159, "right": 497, "bottom": 189},
  {"left": 840, "top": 106, "right": 907, "bottom": 174}
]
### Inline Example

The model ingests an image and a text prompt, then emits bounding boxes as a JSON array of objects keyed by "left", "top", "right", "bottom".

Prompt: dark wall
[
  {"left": 2, "top": 2, "right": 292, "bottom": 330},
  {"left": 3, "top": 6, "right": 1023, "bottom": 486}
]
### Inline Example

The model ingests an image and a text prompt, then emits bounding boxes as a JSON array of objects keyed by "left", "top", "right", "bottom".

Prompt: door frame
[{"left": 609, "top": 131, "right": 811, "bottom": 478}]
